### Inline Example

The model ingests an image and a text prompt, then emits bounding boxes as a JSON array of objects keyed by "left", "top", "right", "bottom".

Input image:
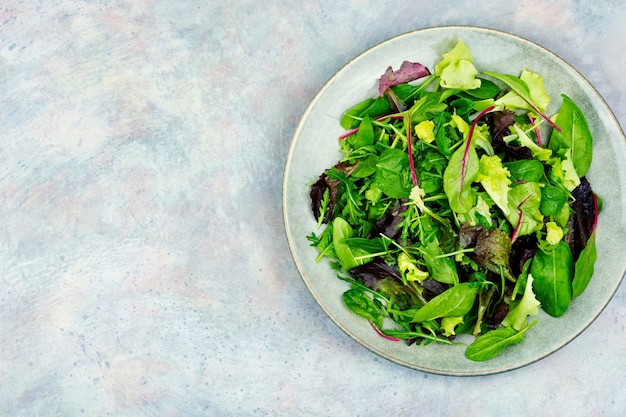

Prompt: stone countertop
[{"left": 1, "top": 1, "right": 625, "bottom": 416}]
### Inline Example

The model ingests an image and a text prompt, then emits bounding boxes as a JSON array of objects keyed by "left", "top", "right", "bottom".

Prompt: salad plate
[{"left": 283, "top": 26, "right": 626, "bottom": 376}]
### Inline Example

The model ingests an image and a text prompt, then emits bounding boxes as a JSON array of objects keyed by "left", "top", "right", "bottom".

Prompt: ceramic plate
[{"left": 283, "top": 26, "right": 626, "bottom": 376}]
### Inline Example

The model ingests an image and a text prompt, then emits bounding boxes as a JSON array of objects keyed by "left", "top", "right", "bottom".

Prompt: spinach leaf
[
  {"left": 332, "top": 217, "right": 360, "bottom": 271},
  {"left": 465, "top": 320, "right": 537, "bottom": 362},
  {"left": 531, "top": 241, "right": 573, "bottom": 317},
  {"left": 412, "top": 282, "right": 477, "bottom": 322},
  {"left": 350, "top": 115, "right": 374, "bottom": 149},
  {"left": 549, "top": 94, "right": 593, "bottom": 177},
  {"left": 463, "top": 77, "right": 500, "bottom": 99},
  {"left": 572, "top": 232, "right": 597, "bottom": 299},
  {"left": 340, "top": 97, "right": 392, "bottom": 130},
  {"left": 540, "top": 184, "right": 568, "bottom": 216},
  {"left": 343, "top": 289, "right": 383, "bottom": 328},
  {"left": 374, "top": 147, "right": 412, "bottom": 198},
  {"left": 504, "top": 159, "right": 544, "bottom": 183}
]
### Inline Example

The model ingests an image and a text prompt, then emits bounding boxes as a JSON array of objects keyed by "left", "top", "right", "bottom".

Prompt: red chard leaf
[{"left": 378, "top": 61, "right": 431, "bottom": 97}]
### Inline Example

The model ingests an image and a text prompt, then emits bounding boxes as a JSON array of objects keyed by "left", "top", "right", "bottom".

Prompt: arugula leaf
[{"left": 343, "top": 289, "right": 383, "bottom": 328}]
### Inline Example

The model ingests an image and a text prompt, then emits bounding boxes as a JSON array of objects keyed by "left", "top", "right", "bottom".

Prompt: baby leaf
[
  {"left": 540, "top": 184, "right": 568, "bottom": 216},
  {"left": 549, "top": 94, "right": 593, "bottom": 177},
  {"left": 378, "top": 61, "right": 431, "bottom": 97},
  {"left": 421, "top": 238, "right": 459, "bottom": 285},
  {"left": 375, "top": 148, "right": 412, "bottom": 198},
  {"left": 493, "top": 70, "right": 551, "bottom": 113},
  {"left": 332, "top": 217, "right": 359, "bottom": 271},
  {"left": 412, "top": 282, "right": 477, "bottom": 322},
  {"left": 531, "top": 241, "right": 573, "bottom": 317},
  {"left": 343, "top": 289, "right": 383, "bottom": 328},
  {"left": 350, "top": 115, "right": 374, "bottom": 149},
  {"left": 465, "top": 320, "right": 537, "bottom": 362},
  {"left": 340, "top": 97, "right": 392, "bottom": 130},
  {"left": 443, "top": 136, "right": 479, "bottom": 214},
  {"left": 504, "top": 159, "right": 544, "bottom": 183},
  {"left": 512, "top": 124, "right": 552, "bottom": 161},
  {"left": 572, "top": 232, "right": 597, "bottom": 299}
]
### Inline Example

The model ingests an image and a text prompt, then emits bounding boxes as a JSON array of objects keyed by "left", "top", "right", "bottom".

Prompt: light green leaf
[
  {"left": 512, "top": 124, "right": 552, "bottom": 161},
  {"left": 494, "top": 70, "right": 551, "bottom": 113},
  {"left": 435, "top": 40, "right": 481, "bottom": 90},
  {"left": 441, "top": 316, "right": 464, "bottom": 337},
  {"left": 398, "top": 252, "right": 429, "bottom": 282},
  {"left": 477, "top": 154, "right": 511, "bottom": 216},
  {"left": 502, "top": 274, "right": 541, "bottom": 330},
  {"left": 545, "top": 222, "right": 564, "bottom": 245}
]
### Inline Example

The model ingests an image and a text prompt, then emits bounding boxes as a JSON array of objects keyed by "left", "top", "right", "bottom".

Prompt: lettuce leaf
[
  {"left": 477, "top": 155, "right": 511, "bottom": 216},
  {"left": 435, "top": 40, "right": 481, "bottom": 90},
  {"left": 502, "top": 273, "right": 541, "bottom": 330}
]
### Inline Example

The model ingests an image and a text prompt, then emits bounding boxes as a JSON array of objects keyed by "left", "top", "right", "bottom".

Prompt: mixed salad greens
[{"left": 307, "top": 40, "right": 599, "bottom": 362}]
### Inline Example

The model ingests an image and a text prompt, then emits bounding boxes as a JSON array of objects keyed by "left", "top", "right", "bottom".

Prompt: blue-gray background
[{"left": 1, "top": 1, "right": 624, "bottom": 416}]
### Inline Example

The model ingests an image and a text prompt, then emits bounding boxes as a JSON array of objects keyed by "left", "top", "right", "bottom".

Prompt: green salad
[{"left": 307, "top": 40, "right": 599, "bottom": 361}]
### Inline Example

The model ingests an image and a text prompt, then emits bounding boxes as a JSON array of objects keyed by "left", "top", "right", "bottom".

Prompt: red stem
[
  {"left": 460, "top": 106, "right": 495, "bottom": 195},
  {"left": 510, "top": 193, "right": 534, "bottom": 242},
  {"left": 525, "top": 99, "right": 561, "bottom": 133},
  {"left": 369, "top": 320, "right": 401, "bottom": 342},
  {"left": 528, "top": 114, "right": 542, "bottom": 147},
  {"left": 406, "top": 114, "right": 418, "bottom": 187}
]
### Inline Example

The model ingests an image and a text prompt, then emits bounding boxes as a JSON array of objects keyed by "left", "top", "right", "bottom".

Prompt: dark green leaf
[
  {"left": 504, "top": 159, "right": 544, "bottom": 183},
  {"left": 465, "top": 320, "right": 537, "bottom": 362},
  {"left": 374, "top": 147, "right": 412, "bottom": 198},
  {"left": 540, "top": 184, "right": 568, "bottom": 216},
  {"left": 531, "top": 241, "right": 573, "bottom": 317},
  {"left": 412, "top": 283, "right": 477, "bottom": 322},
  {"left": 350, "top": 115, "right": 375, "bottom": 149},
  {"left": 464, "top": 78, "right": 500, "bottom": 99},
  {"left": 340, "top": 97, "right": 392, "bottom": 130},
  {"left": 572, "top": 232, "right": 597, "bottom": 299}
]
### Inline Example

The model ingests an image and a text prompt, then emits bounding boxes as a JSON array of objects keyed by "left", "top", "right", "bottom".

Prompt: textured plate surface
[{"left": 283, "top": 26, "right": 626, "bottom": 376}]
